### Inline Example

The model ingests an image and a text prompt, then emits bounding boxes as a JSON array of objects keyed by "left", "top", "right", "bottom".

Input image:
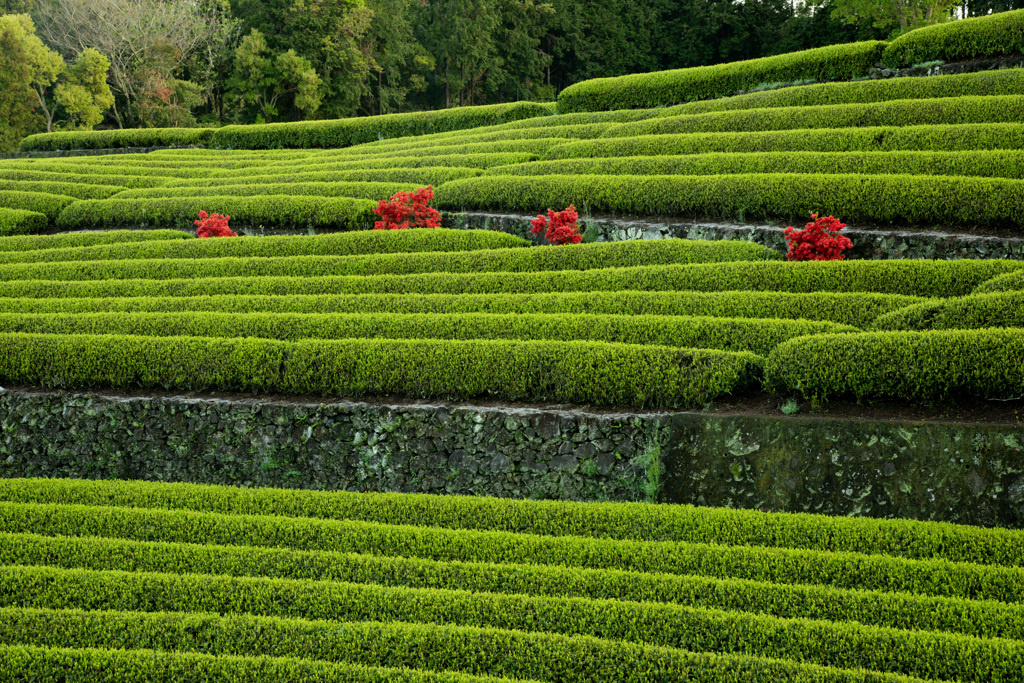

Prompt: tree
[
  {"left": 414, "top": 0, "right": 500, "bottom": 108},
  {"left": 228, "top": 29, "right": 324, "bottom": 121},
  {"left": 55, "top": 48, "right": 114, "bottom": 129},
  {"left": 359, "top": 0, "right": 434, "bottom": 115},
  {"left": 487, "top": 0, "right": 556, "bottom": 102},
  {"left": 831, "top": 0, "right": 957, "bottom": 32},
  {"left": 0, "top": 14, "right": 39, "bottom": 151}
]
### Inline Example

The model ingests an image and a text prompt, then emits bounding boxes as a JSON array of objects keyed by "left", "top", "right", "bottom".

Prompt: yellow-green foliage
[
  {"left": 18, "top": 128, "right": 215, "bottom": 152},
  {"left": 0, "top": 229, "right": 188, "bottom": 252},
  {"left": 873, "top": 291, "right": 1024, "bottom": 331},
  {"left": 0, "top": 190, "right": 77, "bottom": 220},
  {"left": 882, "top": 9, "right": 1024, "bottom": 68},
  {"left": 0, "top": 208, "right": 47, "bottom": 236}
]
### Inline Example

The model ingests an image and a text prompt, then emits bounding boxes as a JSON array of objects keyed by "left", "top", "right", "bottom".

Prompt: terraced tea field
[{"left": 0, "top": 477, "right": 1021, "bottom": 681}]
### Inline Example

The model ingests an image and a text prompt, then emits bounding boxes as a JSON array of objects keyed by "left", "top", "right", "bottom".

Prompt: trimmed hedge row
[
  {"left": 0, "top": 208, "right": 47, "bottom": 237},
  {"left": 0, "top": 229, "right": 527, "bottom": 265},
  {"left": 0, "top": 169, "right": 167, "bottom": 189},
  {"left": 766, "top": 328, "right": 1024, "bottom": 402},
  {"left": 0, "top": 312, "right": 855, "bottom": 355},
  {"left": 0, "top": 160, "right": 217, "bottom": 179},
  {"left": 0, "top": 333, "right": 761, "bottom": 408},
  {"left": 55, "top": 195, "right": 377, "bottom": 231},
  {"left": 0, "top": 644, "right": 508, "bottom": 683},
  {"left": 557, "top": 41, "right": 887, "bottom": 112},
  {"left": 0, "top": 291, "right": 924, "bottom": 328},
  {"left": 544, "top": 123, "right": 1024, "bottom": 158},
  {"left": 490, "top": 150, "right": 1024, "bottom": 180},
  {"left": 872, "top": 292, "right": 1024, "bottom": 331},
  {"left": 0, "top": 260, "right": 1013, "bottom": 300},
  {"left": 973, "top": 268, "right": 1024, "bottom": 293},
  {"left": 0, "top": 190, "right": 76, "bottom": 221},
  {"left": 1, "top": 568, "right": 1021, "bottom": 682},
  {"left": 0, "top": 603, "right": 933, "bottom": 683},
  {"left": 113, "top": 181, "right": 418, "bottom": 201},
  {"left": 161, "top": 166, "right": 485, "bottom": 188},
  {"left": 210, "top": 102, "right": 556, "bottom": 149},
  {"left": 663, "top": 69, "right": 1024, "bottom": 116},
  {"left": 434, "top": 173, "right": 1024, "bottom": 228},
  {"left": 2, "top": 501, "right": 1020, "bottom": 599},
  {"left": 0, "top": 229, "right": 189, "bottom": 253},
  {"left": 607, "top": 95, "right": 1024, "bottom": 137},
  {"left": 203, "top": 153, "right": 541, "bottom": 177},
  {"left": 18, "top": 127, "right": 215, "bottom": 152},
  {"left": 5, "top": 531, "right": 1020, "bottom": 640},
  {"left": 0, "top": 180, "right": 123, "bottom": 201},
  {"left": 882, "top": 8, "right": 1024, "bottom": 68},
  {"left": 0, "top": 240, "right": 778, "bottom": 282}
]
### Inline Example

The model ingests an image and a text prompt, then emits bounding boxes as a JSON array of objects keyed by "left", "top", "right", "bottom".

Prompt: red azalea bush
[
  {"left": 783, "top": 213, "right": 853, "bottom": 261},
  {"left": 531, "top": 205, "right": 583, "bottom": 246},
  {"left": 373, "top": 186, "right": 442, "bottom": 230},
  {"left": 194, "top": 211, "right": 237, "bottom": 238}
]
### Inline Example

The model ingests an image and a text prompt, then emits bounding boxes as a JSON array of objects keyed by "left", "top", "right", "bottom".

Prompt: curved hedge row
[
  {"left": 161, "top": 166, "right": 484, "bottom": 189},
  {"left": 0, "top": 240, "right": 776, "bottom": 282},
  {"left": 606, "top": 95, "right": 1024, "bottom": 137},
  {"left": 663, "top": 69, "right": 1024, "bottom": 116},
  {"left": 0, "top": 191, "right": 76, "bottom": 221},
  {"left": 0, "top": 229, "right": 189, "bottom": 253},
  {"left": 203, "top": 153, "right": 540, "bottom": 176},
  {"left": 0, "top": 260, "right": 1012, "bottom": 300},
  {"left": 0, "top": 208, "right": 47, "bottom": 237},
  {"left": 434, "top": 173, "right": 1024, "bottom": 228},
  {"left": 490, "top": 150, "right": 1024, "bottom": 180},
  {"left": 55, "top": 195, "right": 377, "bottom": 231},
  {"left": 18, "top": 127, "right": 215, "bottom": 152},
  {"left": 882, "top": 8, "right": 1024, "bottom": 68},
  {"left": 766, "top": 328, "right": 1024, "bottom": 402},
  {"left": 0, "top": 291, "right": 923, "bottom": 328},
  {"left": 0, "top": 229, "right": 527, "bottom": 265},
  {"left": 557, "top": 41, "right": 887, "bottom": 112},
  {"left": 544, "top": 123, "right": 1024, "bottom": 158},
  {"left": 0, "top": 169, "right": 167, "bottom": 189},
  {"left": 973, "top": 268, "right": 1024, "bottom": 293},
  {"left": 0, "top": 160, "right": 217, "bottom": 179},
  {"left": 113, "top": 181, "right": 417, "bottom": 201},
  {"left": 0, "top": 333, "right": 761, "bottom": 408},
  {"left": 0, "top": 180, "right": 122, "bottom": 201},
  {"left": 873, "top": 291, "right": 1024, "bottom": 331},
  {"left": 210, "top": 102, "right": 555, "bottom": 149},
  {"left": 0, "top": 312, "right": 854, "bottom": 355}
]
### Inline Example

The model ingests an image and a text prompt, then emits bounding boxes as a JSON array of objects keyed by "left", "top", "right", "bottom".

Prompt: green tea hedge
[
  {"left": 0, "top": 333, "right": 761, "bottom": 408},
  {"left": 882, "top": 8, "right": 1024, "bottom": 68},
  {"left": 0, "top": 208, "right": 47, "bottom": 236},
  {"left": 491, "top": 150, "right": 1024, "bottom": 180},
  {"left": 18, "top": 127, "right": 215, "bottom": 152},
  {"left": 607, "top": 95, "right": 1024, "bottom": 137},
  {"left": 55, "top": 195, "right": 377, "bottom": 231},
  {"left": 161, "top": 166, "right": 484, "bottom": 188},
  {"left": 0, "top": 240, "right": 776, "bottom": 282},
  {"left": 766, "top": 328, "right": 1024, "bottom": 402},
  {"left": 557, "top": 41, "right": 887, "bottom": 112},
  {"left": 0, "top": 191, "right": 77, "bottom": 221},
  {"left": 114, "top": 181, "right": 417, "bottom": 201},
  {"left": 0, "top": 311, "right": 853, "bottom": 354},
  {"left": 0, "top": 169, "right": 167, "bottom": 188},
  {"left": 434, "top": 173, "right": 1024, "bottom": 228},
  {"left": 973, "top": 268, "right": 1024, "bottom": 293},
  {"left": 0, "top": 160, "right": 215, "bottom": 179},
  {"left": 0, "top": 229, "right": 526, "bottom": 265},
  {"left": 545, "top": 123, "right": 1024, "bottom": 158},
  {"left": 210, "top": 102, "right": 555, "bottom": 149},
  {"left": 0, "top": 229, "right": 189, "bottom": 253},
  {"left": 203, "top": 153, "right": 539, "bottom": 176},
  {"left": 0, "top": 180, "right": 123, "bottom": 201},
  {"left": 873, "top": 291, "right": 1024, "bottom": 331},
  {"left": 0, "top": 290, "right": 923, "bottom": 328}
]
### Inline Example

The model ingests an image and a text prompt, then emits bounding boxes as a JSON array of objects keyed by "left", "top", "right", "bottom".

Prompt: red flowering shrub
[
  {"left": 530, "top": 205, "right": 583, "bottom": 246},
  {"left": 373, "top": 186, "right": 442, "bottom": 230},
  {"left": 783, "top": 213, "right": 853, "bottom": 261},
  {"left": 194, "top": 211, "right": 237, "bottom": 238}
]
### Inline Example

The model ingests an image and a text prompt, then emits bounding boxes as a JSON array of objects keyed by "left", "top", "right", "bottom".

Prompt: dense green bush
[
  {"left": 973, "top": 268, "right": 1024, "bottom": 293},
  {"left": 0, "top": 240, "right": 776, "bottom": 282},
  {"left": 0, "top": 208, "right": 47, "bottom": 236},
  {"left": 607, "top": 95, "right": 1024, "bottom": 137},
  {"left": 0, "top": 191, "right": 77, "bottom": 221},
  {"left": 0, "top": 229, "right": 526, "bottom": 265},
  {"left": 0, "top": 311, "right": 853, "bottom": 355},
  {"left": 0, "top": 160, "right": 217, "bottom": 179},
  {"left": 545, "top": 123, "right": 1024, "bottom": 158},
  {"left": 557, "top": 41, "right": 887, "bottom": 112},
  {"left": 0, "top": 229, "right": 188, "bottom": 253},
  {"left": 2, "top": 499, "right": 1020, "bottom": 598},
  {"left": 210, "top": 102, "right": 555, "bottom": 149},
  {"left": 161, "top": 166, "right": 484, "bottom": 188},
  {"left": 0, "top": 290, "right": 923, "bottom": 328},
  {"left": 873, "top": 291, "right": 1024, "bottom": 330},
  {"left": 0, "top": 180, "right": 122, "bottom": 201},
  {"left": 114, "top": 181, "right": 417, "bottom": 201},
  {"left": 434, "top": 173, "right": 1024, "bottom": 228},
  {"left": 766, "top": 327, "right": 1024, "bottom": 402},
  {"left": 204, "top": 153, "right": 540, "bottom": 176},
  {"left": 882, "top": 9, "right": 1024, "bottom": 67},
  {"left": 0, "top": 333, "right": 760, "bottom": 408},
  {"left": 0, "top": 259, "right": 1012, "bottom": 300},
  {"left": 55, "top": 195, "right": 377, "bottom": 231},
  {"left": 492, "top": 150, "right": 1024, "bottom": 180},
  {"left": 663, "top": 69, "right": 1024, "bottom": 116},
  {"left": 4, "top": 531, "right": 1019, "bottom": 640},
  {"left": 18, "top": 128, "right": 216, "bottom": 152},
  {"left": 0, "top": 169, "right": 167, "bottom": 188}
]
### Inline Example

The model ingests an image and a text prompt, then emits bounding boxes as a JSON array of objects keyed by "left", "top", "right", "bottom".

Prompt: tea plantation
[{"left": 2, "top": 9, "right": 1024, "bottom": 682}]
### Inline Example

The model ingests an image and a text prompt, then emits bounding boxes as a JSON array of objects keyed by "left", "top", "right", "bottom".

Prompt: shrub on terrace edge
[
  {"left": 373, "top": 187, "right": 442, "bottom": 230},
  {"left": 531, "top": 206, "right": 583, "bottom": 245},
  {"left": 784, "top": 213, "right": 852, "bottom": 261},
  {"left": 194, "top": 211, "right": 237, "bottom": 238}
]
